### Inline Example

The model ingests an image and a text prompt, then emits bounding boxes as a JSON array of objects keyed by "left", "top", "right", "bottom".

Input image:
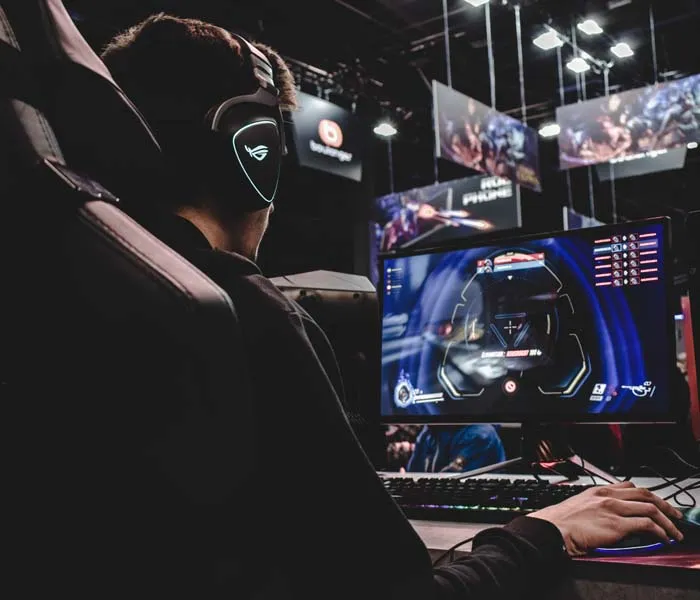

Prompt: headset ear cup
[{"left": 206, "top": 121, "right": 282, "bottom": 213}]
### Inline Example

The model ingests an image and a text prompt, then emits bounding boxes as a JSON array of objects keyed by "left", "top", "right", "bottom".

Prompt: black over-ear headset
[{"left": 202, "top": 32, "right": 285, "bottom": 212}]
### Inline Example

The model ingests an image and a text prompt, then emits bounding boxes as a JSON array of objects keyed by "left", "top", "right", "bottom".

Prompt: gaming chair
[{"left": 2, "top": 1, "right": 256, "bottom": 594}]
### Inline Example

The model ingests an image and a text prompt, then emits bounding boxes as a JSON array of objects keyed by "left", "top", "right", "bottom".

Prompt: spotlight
[
  {"left": 611, "top": 42, "right": 634, "bottom": 58},
  {"left": 538, "top": 123, "right": 561, "bottom": 138},
  {"left": 566, "top": 57, "right": 591, "bottom": 74},
  {"left": 374, "top": 122, "right": 397, "bottom": 138},
  {"left": 533, "top": 30, "right": 563, "bottom": 50},
  {"left": 464, "top": 0, "right": 490, "bottom": 6},
  {"left": 577, "top": 19, "right": 603, "bottom": 35}
]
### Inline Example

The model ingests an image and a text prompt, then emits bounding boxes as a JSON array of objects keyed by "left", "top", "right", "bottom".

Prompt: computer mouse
[
  {"left": 590, "top": 534, "right": 677, "bottom": 556},
  {"left": 590, "top": 507, "right": 700, "bottom": 556}
]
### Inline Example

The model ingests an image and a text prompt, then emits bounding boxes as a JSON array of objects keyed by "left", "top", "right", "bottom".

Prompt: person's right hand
[{"left": 529, "top": 481, "right": 684, "bottom": 556}]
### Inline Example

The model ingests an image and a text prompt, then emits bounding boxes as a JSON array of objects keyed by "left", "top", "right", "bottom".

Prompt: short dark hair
[{"left": 101, "top": 13, "right": 296, "bottom": 207}]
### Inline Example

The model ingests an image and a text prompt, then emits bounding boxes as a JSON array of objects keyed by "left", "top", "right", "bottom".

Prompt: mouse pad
[{"left": 578, "top": 548, "right": 700, "bottom": 569}]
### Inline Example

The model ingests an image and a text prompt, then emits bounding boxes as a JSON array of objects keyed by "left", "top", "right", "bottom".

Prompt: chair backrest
[
  {"left": 2, "top": 1, "right": 255, "bottom": 593},
  {"left": 2, "top": 0, "right": 165, "bottom": 217}
]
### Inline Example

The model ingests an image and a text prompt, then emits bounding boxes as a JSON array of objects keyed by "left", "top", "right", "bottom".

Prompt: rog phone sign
[
  {"left": 368, "top": 174, "right": 520, "bottom": 285},
  {"left": 291, "top": 91, "right": 363, "bottom": 182}
]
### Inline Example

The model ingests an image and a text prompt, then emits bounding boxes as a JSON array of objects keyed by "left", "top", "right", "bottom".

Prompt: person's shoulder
[
  {"left": 191, "top": 249, "right": 301, "bottom": 323},
  {"left": 230, "top": 272, "right": 301, "bottom": 321}
]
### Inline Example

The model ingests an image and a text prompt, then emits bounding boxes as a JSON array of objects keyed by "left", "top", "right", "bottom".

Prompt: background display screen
[
  {"left": 380, "top": 220, "right": 675, "bottom": 423},
  {"left": 557, "top": 73, "right": 700, "bottom": 171},
  {"left": 433, "top": 80, "right": 541, "bottom": 192},
  {"left": 369, "top": 174, "right": 520, "bottom": 285}
]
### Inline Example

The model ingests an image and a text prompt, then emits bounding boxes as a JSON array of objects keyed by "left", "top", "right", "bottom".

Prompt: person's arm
[{"left": 433, "top": 516, "right": 568, "bottom": 600}]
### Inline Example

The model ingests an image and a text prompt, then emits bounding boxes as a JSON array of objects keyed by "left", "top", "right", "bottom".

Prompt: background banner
[
  {"left": 433, "top": 81, "right": 541, "bottom": 192},
  {"left": 291, "top": 90, "right": 363, "bottom": 182},
  {"left": 557, "top": 73, "right": 700, "bottom": 172},
  {"left": 369, "top": 174, "right": 520, "bottom": 284}
]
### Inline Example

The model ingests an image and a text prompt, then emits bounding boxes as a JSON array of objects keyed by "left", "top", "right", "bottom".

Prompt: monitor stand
[{"left": 455, "top": 423, "right": 619, "bottom": 484}]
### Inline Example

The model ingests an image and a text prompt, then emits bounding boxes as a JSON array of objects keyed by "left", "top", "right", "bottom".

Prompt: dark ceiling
[{"left": 66, "top": 0, "right": 700, "bottom": 229}]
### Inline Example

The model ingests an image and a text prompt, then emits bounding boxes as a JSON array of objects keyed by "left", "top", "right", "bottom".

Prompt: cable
[
  {"left": 646, "top": 469, "right": 700, "bottom": 492},
  {"left": 657, "top": 446, "right": 700, "bottom": 471},
  {"left": 441, "top": 0, "right": 452, "bottom": 89},
  {"left": 577, "top": 456, "right": 599, "bottom": 487},
  {"left": 432, "top": 536, "right": 476, "bottom": 567},
  {"left": 514, "top": 4, "right": 526, "bottom": 123},
  {"left": 634, "top": 465, "right": 700, "bottom": 507},
  {"left": 485, "top": 2, "right": 496, "bottom": 109},
  {"left": 662, "top": 477, "right": 699, "bottom": 508}
]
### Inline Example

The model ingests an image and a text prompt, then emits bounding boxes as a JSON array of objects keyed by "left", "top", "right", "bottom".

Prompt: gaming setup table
[{"left": 377, "top": 217, "right": 700, "bottom": 597}]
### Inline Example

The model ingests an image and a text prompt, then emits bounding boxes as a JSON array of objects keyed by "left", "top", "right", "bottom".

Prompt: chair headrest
[{"left": 2, "top": 0, "right": 164, "bottom": 215}]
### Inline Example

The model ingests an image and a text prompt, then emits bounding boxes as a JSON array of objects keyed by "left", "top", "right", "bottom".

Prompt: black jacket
[{"left": 156, "top": 216, "right": 570, "bottom": 600}]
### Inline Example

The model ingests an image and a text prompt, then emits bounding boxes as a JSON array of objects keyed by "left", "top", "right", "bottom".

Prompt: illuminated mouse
[{"left": 590, "top": 507, "right": 700, "bottom": 556}]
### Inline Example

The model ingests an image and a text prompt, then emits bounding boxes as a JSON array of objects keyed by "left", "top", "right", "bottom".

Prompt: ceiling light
[
  {"left": 611, "top": 42, "right": 634, "bottom": 58},
  {"left": 464, "top": 0, "right": 490, "bottom": 6},
  {"left": 577, "top": 19, "right": 603, "bottom": 35},
  {"left": 538, "top": 123, "right": 561, "bottom": 138},
  {"left": 566, "top": 57, "right": 591, "bottom": 73},
  {"left": 688, "top": 142, "right": 699, "bottom": 150},
  {"left": 533, "top": 31, "right": 563, "bottom": 50},
  {"left": 374, "top": 122, "right": 397, "bottom": 138}
]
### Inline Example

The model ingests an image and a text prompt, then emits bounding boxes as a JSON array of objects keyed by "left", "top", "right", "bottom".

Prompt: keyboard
[{"left": 382, "top": 475, "right": 594, "bottom": 524}]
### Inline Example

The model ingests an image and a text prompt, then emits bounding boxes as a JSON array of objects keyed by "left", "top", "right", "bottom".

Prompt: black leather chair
[{"left": 2, "top": 1, "right": 255, "bottom": 595}]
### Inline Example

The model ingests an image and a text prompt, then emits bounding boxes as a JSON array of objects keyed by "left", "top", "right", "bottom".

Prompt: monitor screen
[{"left": 380, "top": 218, "right": 678, "bottom": 424}]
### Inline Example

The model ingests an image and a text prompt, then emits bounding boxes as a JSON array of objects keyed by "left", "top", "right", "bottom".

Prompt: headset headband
[{"left": 229, "top": 32, "right": 279, "bottom": 97}]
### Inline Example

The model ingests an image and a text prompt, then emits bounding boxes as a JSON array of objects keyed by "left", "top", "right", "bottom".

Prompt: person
[
  {"left": 101, "top": 14, "right": 685, "bottom": 600},
  {"left": 407, "top": 424, "right": 506, "bottom": 473}
]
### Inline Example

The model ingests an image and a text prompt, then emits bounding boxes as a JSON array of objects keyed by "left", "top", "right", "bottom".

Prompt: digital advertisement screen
[
  {"left": 380, "top": 220, "right": 675, "bottom": 423},
  {"left": 433, "top": 81, "right": 542, "bottom": 192},
  {"left": 562, "top": 207, "right": 604, "bottom": 230},
  {"left": 557, "top": 74, "right": 700, "bottom": 171},
  {"left": 290, "top": 90, "right": 363, "bottom": 182},
  {"left": 369, "top": 175, "right": 520, "bottom": 285}
]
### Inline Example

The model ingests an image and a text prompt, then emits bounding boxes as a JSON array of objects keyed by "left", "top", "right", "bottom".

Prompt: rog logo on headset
[{"left": 245, "top": 144, "right": 269, "bottom": 161}]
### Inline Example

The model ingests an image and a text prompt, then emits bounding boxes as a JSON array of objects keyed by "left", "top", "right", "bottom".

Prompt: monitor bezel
[{"left": 379, "top": 216, "right": 682, "bottom": 426}]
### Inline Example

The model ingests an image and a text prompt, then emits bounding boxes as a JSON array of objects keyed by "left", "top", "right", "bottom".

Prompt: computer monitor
[{"left": 380, "top": 217, "right": 680, "bottom": 425}]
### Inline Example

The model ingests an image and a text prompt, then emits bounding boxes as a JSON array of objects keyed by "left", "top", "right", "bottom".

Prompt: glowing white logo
[{"left": 245, "top": 145, "right": 269, "bottom": 161}]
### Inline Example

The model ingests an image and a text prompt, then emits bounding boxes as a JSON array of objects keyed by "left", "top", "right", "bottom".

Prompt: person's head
[{"left": 101, "top": 13, "right": 297, "bottom": 259}]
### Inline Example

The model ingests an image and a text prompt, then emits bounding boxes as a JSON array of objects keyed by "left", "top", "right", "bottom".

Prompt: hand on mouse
[{"left": 529, "top": 481, "right": 684, "bottom": 556}]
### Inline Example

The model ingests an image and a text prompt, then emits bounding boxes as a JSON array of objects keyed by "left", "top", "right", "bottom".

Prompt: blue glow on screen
[{"left": 380, "top": 223, "right": 672, "bottom": 422}]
